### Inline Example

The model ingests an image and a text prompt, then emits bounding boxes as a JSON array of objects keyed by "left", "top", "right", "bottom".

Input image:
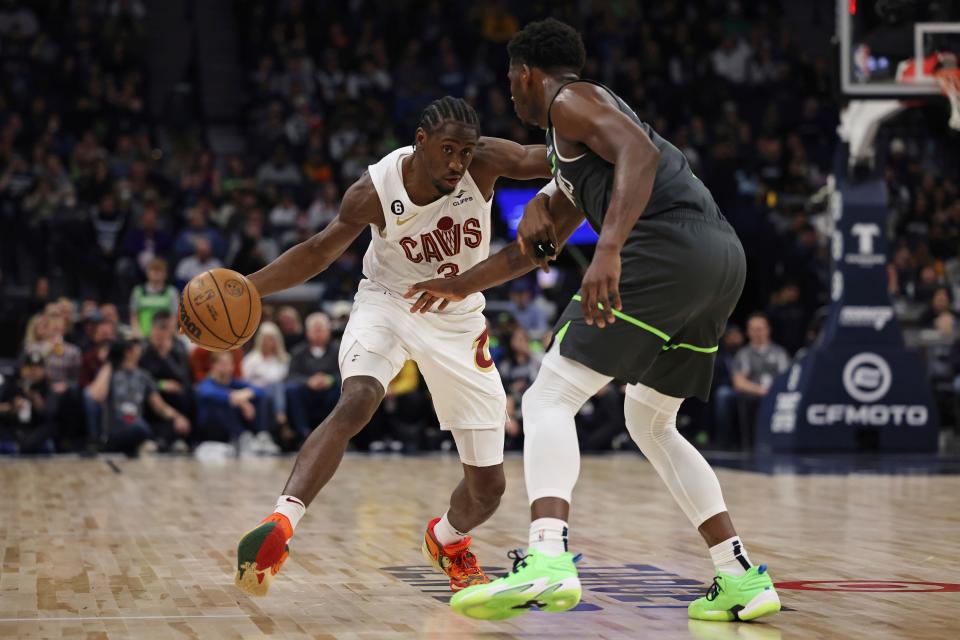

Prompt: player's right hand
[
  {"left": 517, "top": 192, "right": 559, "bottom": 273},
  {"left": 404, "top": 278, "right": 466, "bottom": 313}
]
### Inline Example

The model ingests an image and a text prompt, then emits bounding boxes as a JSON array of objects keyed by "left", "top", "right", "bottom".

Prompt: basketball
[{"left": 178, "top": 268, "right": 261, "bottom": 351}]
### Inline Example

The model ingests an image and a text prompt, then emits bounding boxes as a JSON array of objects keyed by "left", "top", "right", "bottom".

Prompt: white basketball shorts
[{"left": 338, "top": 281, "right": 506, "bottom": 464}]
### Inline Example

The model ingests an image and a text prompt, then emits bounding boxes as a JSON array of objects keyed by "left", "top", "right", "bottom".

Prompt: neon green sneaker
[
  {"left": 688, "top": 564, "right": 781, "bottom": 622},
  {"left": 449, "top": 550, "right": 582, "bottom": 621}
]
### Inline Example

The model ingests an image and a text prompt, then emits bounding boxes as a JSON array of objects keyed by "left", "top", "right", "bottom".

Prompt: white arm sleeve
[{"left": 537, "top": 179, "right": 558, "bottom": 199}]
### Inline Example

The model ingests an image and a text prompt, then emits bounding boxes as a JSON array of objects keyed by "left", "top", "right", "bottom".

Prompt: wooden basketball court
[{"left": 1, "top": 454, "right": 958, "bottom": 639}]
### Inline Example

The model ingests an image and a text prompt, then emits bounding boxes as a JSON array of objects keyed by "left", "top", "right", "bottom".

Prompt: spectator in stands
[
  {"left": 174, "top": 237, "right": 222, "bottom": 290},
  {"left": 712, "top": 36, "right": 753, "bottom": 84},
  {"left": 711, "top": 324, "right": 745, "bottom": 448},
  {"left": 85, "top": 193, "right": 128, "bottom": 303},
  {"left": 0, "top": 352, "right": 57, "bottom": 455},
  {"left": 767, "top": 283, "right": 808, "bottom": 355},
  {"left": 22, "top": 312, "right": 51, "bottom": 357},
  {"left": 287, "top": 312, "right": 339, "bottom": 435},
  {"left": 139, "top": 311, "right": 194, "bottom": 426},
  {"left": 74, "top": 305, "right": 105, "bottom": 352},
  {"left": 42, "top": 314, "right": 82, "bottom": 395},
  {"left": 276, "top": 306, "right": 304, "bottom": 351},
  {"left": 129, "top": 257, "right": 178, "bottom": 337},
  {"left": 505, "top": 280, "right": 548, "bottom": 338},
  {"left": 365, "top": 360, "right": 427, "bottom": 453},
  {"left": 221, "top": 155, "right": 251, "bottom": 198},
  {"left": 256, "top": 145, "right": 302, "bottom": 190},
  {"left": 305, "top": 181, "right": 341, "bottom": 230},
  {"left": 731, "top": 313, "right": 791, "bottom": 447},
  {"left": 85, "top": 339, "right": 190, "bottom": 456},
  {"left": 98, "top": 303, "right": 130, "bottom": 337},
  {"left": 189, "top": 346, "right": 243, "bottom": 383},
  {"left": 499, "top": 326, "right": 542, "bottom": 448},
  {"left": 500, "top": 326, "right": 541, "bottom": 403},
  {"left": 241, "top": 322, "right": 290, "bottom": 432},
  {"left": 79, "top": 318, "right": 115, "bottom": 388},
  {"left": 921, "top": 287, "right": 956, "bottom": 329},
  {"left": 195, "top": 351, "right": 277, "bottom": 453},
  {"left": 119, "top": 199, "right": 172, "bottom": 276},
  {"left": 173, "top": 203, "right": 226, "bottom": 261},
  {"left": 268, "top": 190, "right": 299, "bottom": 231},
  {"left": 227, "top": 210, "right": 279, "bottom": 275},
  {"left": 303, "top": 148, "right": 334, "bottom": 185}
]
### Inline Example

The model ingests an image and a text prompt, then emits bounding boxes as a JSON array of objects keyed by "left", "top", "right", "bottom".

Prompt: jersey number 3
[{"left": 437, "top": 263, "right": 460, "bottom": 278}]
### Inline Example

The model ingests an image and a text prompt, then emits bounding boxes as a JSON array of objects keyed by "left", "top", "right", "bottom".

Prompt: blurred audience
[
  {"left": 1, "top": 0, "right": 957, "bottom": 459},
  {"left": 287, "top": 312, "right": 339, "bottom": 436},
  {"left": 129, "top": 258, "right": 178, "bottom": 337},
  {"left": 241, "top": 322, "right": 291, "bottom": 433},
  {"left": 196, "top": 351, "right": 278, "bottom": 453},
  {"left": 730, "top": 313, "right": 791, "bottom": 447}
]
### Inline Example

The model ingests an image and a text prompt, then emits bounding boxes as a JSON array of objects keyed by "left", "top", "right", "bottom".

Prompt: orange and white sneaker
[
  {"left": 421, "top": 517, "right": 490, "bottom": 592},
  {"left": 235, "top": 513, "right": 293, "bottom": 596}
]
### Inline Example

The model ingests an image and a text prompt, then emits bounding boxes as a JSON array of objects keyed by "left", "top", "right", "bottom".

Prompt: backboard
[{"left": 838, "top": 0, "right": 960, "bottom": 96}]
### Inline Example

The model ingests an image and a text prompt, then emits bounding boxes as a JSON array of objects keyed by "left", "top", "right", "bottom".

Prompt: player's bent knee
[
  {"left": 464, "top": 464, "right": 506, "bottom": 505},
  {"left": 327, "top": 377, "right": 384, "bottom": 436},
  {"left": 475, "top": 472, "right": 506, "bottom": 502}
]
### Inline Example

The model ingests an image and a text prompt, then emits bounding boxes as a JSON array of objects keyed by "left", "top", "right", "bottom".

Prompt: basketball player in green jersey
[{"left": 405, "top": 19, "right": 781, "bottom": 622}]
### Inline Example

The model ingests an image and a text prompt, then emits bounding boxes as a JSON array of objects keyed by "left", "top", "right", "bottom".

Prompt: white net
[{"left": 935, "top": 67, "right": 960, "bottom": 130}]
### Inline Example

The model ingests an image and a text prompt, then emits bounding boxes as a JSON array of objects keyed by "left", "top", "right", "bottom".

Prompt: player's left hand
[
  {"left": 579, "top": 247, "right": 621, "bottom": 328},
  {"left": 404, "top": 278, "right": 465, "bottom": 313}
]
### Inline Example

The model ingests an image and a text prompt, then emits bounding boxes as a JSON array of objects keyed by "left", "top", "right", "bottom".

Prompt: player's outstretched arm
[
  {"left": 247, "top": 173, "right": 382, "bottom": 297},
  {"left": 551, "top": 87, "right": 661, "bottom": 326},
  {"left": 404, "top": 190, "right": 584, "bottom": 313},
  {"left": 468, "top": 137, "right": 551, "bottom": 197}
]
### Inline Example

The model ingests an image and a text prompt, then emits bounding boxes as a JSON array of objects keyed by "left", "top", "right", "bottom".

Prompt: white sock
[
  {"left": 709, "top": 536, "right": 752, "bottom": 577},
  {"left": 529, "top": 518, "right": 568, "bottom": 556},
  {"left": 274, "top": 495, "right": 306, "bottom": 530},
  {"left": 433, "top": 511, "right": 467, "bottom": 546}
]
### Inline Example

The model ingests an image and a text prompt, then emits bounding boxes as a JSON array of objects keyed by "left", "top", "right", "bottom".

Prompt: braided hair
[{"left": 417, "top": 96, "right": 481, "bottom": 136}]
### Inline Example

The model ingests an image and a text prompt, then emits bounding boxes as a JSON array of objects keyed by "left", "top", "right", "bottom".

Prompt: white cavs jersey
[
  {"left": 362, "top": 146, "right": 492, "bottom": 313},
  {"left": 340, "top": 145, "right": 506, "bottom": 444}
]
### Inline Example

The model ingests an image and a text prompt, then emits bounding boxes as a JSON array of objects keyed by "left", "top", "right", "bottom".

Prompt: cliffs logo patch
[
  {"left": 391, "top": 200, "right": 405, "bottom": 215},
  {"left": 452, "top": 189, "right": 474, "bottom": 207},
  {"left": 224, "top": 279, "right": 245, "bottom": 297}
]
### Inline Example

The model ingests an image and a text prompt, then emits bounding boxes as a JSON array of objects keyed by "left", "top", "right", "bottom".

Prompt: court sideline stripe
[{"left": 0, "top": 614, "right": 250, "bottom": 622}]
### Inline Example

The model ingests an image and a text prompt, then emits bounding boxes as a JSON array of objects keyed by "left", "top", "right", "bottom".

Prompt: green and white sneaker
[
  {"left": 449, "top": 549, "right": 582, "bottom": 621},
  {"left": 688, "top": 564, "right": 781, "bottom": 622}
]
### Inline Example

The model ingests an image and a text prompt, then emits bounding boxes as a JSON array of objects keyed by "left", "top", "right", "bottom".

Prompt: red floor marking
[{"left": 776, "top": 580, "right": 960, "bottom": 592}]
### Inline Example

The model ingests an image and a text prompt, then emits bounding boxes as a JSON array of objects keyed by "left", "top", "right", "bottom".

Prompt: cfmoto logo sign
[{"left": 842, "top": 353, "right": 891, "bottom": 403}]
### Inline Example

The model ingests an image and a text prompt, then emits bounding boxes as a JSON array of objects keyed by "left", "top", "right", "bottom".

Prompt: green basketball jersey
[{"left": 132, "top": 284, "right": 177, "bottom": 336}]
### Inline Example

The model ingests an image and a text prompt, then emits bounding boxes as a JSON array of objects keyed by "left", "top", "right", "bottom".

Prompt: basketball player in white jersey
[{"left": 234, "top": 97, "right": 552, "bottom": 596}]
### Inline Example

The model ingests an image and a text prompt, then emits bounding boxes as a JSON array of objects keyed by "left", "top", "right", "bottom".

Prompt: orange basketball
[{"left": 178, "top": 268, "right": 262, "bottom": 352}]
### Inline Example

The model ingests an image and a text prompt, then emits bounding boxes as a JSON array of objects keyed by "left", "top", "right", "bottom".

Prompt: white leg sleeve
[
  {"left": 624, "top": 384, "right": 728, "bottom": 527},
  {"left": 521, "top": 349, "right": 611, "bottom": 504}
]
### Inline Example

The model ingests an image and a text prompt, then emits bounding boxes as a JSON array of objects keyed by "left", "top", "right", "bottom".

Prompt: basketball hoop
[
  {"left": 934, "top": 64, "right": 960, "bottom": 130},
  {"left": 840, "top": 51, "right": 960, "bottom": 166}
]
